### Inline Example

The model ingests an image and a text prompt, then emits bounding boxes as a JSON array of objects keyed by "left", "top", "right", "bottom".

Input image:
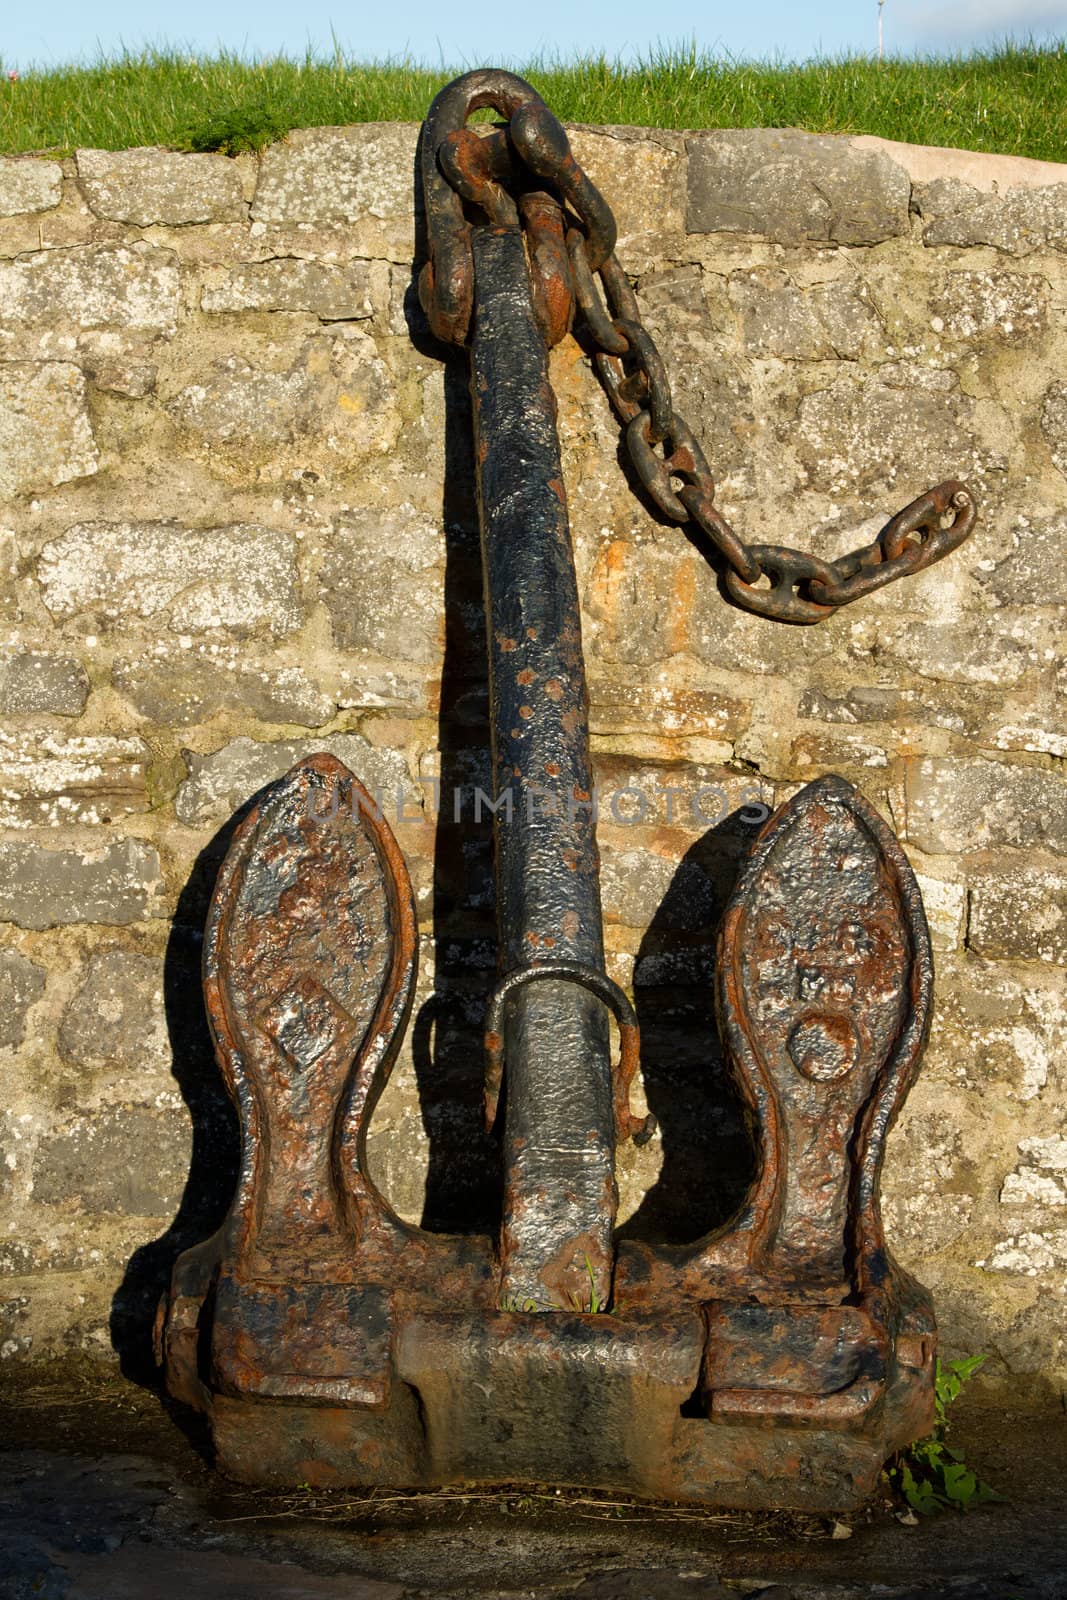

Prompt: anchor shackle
[{"left": 419, "top": 68, "right": 615, "bottom": 347}]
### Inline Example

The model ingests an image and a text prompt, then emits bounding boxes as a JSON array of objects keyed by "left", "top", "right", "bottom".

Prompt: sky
[{"left": 5, "top": 0, "right": 1066, "bottom": 69}]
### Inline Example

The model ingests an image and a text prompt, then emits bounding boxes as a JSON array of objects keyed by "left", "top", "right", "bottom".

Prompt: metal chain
[{"left": 420, "top": 71, "right": 978, "bottom": 624}]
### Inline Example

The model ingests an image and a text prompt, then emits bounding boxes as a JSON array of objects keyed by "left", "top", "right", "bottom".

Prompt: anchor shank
[{"left": 469, "top": 223, "right": 616, "bottom": 1311}]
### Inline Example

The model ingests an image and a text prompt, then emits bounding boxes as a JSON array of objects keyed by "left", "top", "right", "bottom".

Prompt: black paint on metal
[{"left": 470, "top": 223, "right": 616, "bottom": 1312}]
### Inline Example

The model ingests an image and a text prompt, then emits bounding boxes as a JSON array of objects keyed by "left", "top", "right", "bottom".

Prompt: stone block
[
  {"left": 931, "top": 268, "right": 1049, "bottom": 345},
  {"left": 86, "top": 357, "right": 157, "bottom": 398},
  {"left": 37, "top": 521, "right": 302, "bottom": 638},
  {"left": 969, "top": 864, "right": 1067, "bottom": 964},
  {"left": 0, "top": 731, "right": 149, "bottom": 827},
  {"left": 925, "top": 954, "right": 1064, "bottom": 1103},
  {"left": 987, "top": 709, "right": 1067, "bottom": 762},
  {"left": 729, "top": 268, "right": 882, "bottom": 359},
  {"left": 321, "top": 506, "right": 444, "bottom": 664},
  {"left": 568, "top": 129, "right": 684, "bottom": 258},
  {"left": 905, "top": 756, "right": 1067, "bottom": 857},
  {"left": 920, "top": 181, "right": 1067, "bottom": 255},
  {"left": 0, "top": 652, "right": 89, "bottom": 716},
  {"left": 686, "top": 128, "right": 910, "bottom": 245},
  {"left": 112, "top": 648, "right": 334, "bottom": 727},
  {"left": 0, "top": 838, "right": 163, "bottom": 930},
  {"left": 58, "top": 949, "right": 169, "bottom": 1071},
  {"left": 0, "top": 363, "right": 98, "bottom": 498},
  {"left": 0, "top": 244, "right": 179, "bottom": 333},
  {"left": 76, "top": 146, "right": 246, "bottom": 225},
  {"left": 912, "top": 872, "right": 966, "bottom": 952},
  {"left": 792, "top": 374, "right": 976, "bottom": 495},
  {"left": 1041, "top": 381, "right": 1067, "bottom": 481},
  {"left": 882, "top": 1102, "right": 976, "bottom": 1258},
  {"left": 583, "top": 535, "right": 837, "bottom": 677},
  {"left": 252, "top": 124, "right": 417, "bottom": 256},
  {"left": 600, "top": 848, "right": 715, "bottom": 931},
  {"left": 976, "top": 1230, "right": 1067, "bottom": 1275},
  {"left": 983, "top": 513, "right": 1067, "bottom": 607},
  {"left": 200, "top": 258, "right": 375, "bottom": 318},
  {"left": 0, "top": 529, "right": 20, "bottom": 622},
  {"left": 866, "top": 615, "right": 1040, "bottom": 691},
  {"left": 167, "top": 329, "right": 399, "bottom": 458},
  {"left": 992, "top": 1294, "right": 1067, "bottom": 1378},
  {"left": 0, "top": 949, "right": 47, "bottom": 1048},
  {"left": 1001, "top": 1135, "right": 1067, "bottom": 1210},
  {"left": 0, "top": 157, "right": 62, "bottom": 217},
  {"left": 586, "top": 678, "right": 750, "bottom": 743},
  {"left": 591, "top": 755, "right": 769, "bottom": 838},
  {"left": 174, "top": 732, "right": 412, "bottom": 828},
  {"left": 798, "top": 681, "right": 987, "bottom": 735},
  {"left": 787, "top": 730, "right": 890, "bottom": 779},
  {"left": 31, "top": 1105, "right": 190, "bottom": 1215}
]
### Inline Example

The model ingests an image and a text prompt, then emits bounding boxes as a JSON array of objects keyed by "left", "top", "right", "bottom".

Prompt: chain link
[{"left": 420, "top": 72, "right": 979, "bottom": 623}]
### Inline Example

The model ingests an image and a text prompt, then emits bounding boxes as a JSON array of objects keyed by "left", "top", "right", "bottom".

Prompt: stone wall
[{"left": 0, "top": 125, "right": 1064, "bottom": 1401}]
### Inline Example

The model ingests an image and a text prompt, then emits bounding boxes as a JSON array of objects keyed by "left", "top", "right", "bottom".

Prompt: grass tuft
[{"left": 0, "top": 41, "right": 1064, "bottom": 160}]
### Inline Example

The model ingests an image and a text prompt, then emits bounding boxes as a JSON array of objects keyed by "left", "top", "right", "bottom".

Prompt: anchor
[{"left": 157, "top": 71, "right": 978, "bottom": 1510}]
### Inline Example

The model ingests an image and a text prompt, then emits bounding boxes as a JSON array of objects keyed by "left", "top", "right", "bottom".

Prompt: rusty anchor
[{"left": 157, "top": 71, "right": 979, "bottom": 1510}]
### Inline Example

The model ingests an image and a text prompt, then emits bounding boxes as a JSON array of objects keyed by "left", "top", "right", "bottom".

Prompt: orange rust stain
[
  {"left": 497, "top": 634, "right": 518, "bottom": 653},
  {"left": 668, "top": 556, "right": 697, "bottom": 655},
  {"left": 589, "top": 539, "right": 630, "bottom": 624},
  {"left": 518, "top": 704, "right": 534, "bottom": 719},
  {"left": 544, "top": 677, "right": 564, "bottom": 701},
  {"left": 542, "top": 935, "right": 556, "bottom": 948},
  {"left": 485, "top": 1030, "right": 503, "bottom": 1052},
  {"left": 561, "top": 707, "right": 580, "bottom": 736},
  {"left": 561, "top": 849, "right": 578, "bottom": 871},
  {"left": 526, "top": 626, "right": 538, "bottom": 640},
  {"left": 517, "top": 667, "right": 535, "bottom": 686},
  {"left": 544, "top": 761, "right": 560, "bottom": 777},
  {"left": 547, "top": 476, "right": 566, "bottom": 506}
]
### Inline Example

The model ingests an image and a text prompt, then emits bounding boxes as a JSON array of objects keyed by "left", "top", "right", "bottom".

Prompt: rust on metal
[{"left": 159, "top": 68, "right": 968, "bottom": 1511}]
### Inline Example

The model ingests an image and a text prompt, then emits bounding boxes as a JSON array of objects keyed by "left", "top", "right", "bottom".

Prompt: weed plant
[
  {"left": 0, "top": 41, "right": 1063, "bottom": 160},
  {"left": 887, "top": 1354, "right": 1000, "bottom": 1514}
]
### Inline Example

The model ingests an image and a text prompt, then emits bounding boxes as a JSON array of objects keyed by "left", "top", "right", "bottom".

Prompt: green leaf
[{"left": 941, "top": 1462, "right": 978, "bottom": 1504}]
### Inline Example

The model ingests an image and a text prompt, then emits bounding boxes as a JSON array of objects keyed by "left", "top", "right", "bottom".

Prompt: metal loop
[
  {"left": 677, "top": 486, "right": 762, "bottom": 586},
  {"left": 807, "top": 482, "right": 978, "bottom": 608},
  {"left": 569, "top": 234, "right": 628, "bottom": 354},
  {"left": 419, "top": 68, "right": 549, "bottom": 345},
  {"left": 611, "top": 318, "right": 673, "bottom": 443},
  {"left": 437, "top": 127, "right": 520, "bottom": 228},
  {"left": 597, "top": 252, "right": 642, "bottom": 324},
  {"left": 483, "top": 962, "right": 654, "bottom": 1146},
  {"left": 724, "top": 544, "right": 838, "bottom": 625},
  {"left": 509, "top": 102, "right": 618, "bottom": 270},
  {"left": 594, "top": 350, "right": 642, "bottom": 424},
  {"left": 625, "top": 410, "right": 713, "bottom": 524},
  {"left": 519, "top": 190, "right": 574, "bottom": 348}
]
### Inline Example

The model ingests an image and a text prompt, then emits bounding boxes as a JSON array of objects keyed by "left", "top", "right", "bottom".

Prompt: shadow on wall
[
  {"left": 109, "top": 819, "right": 241, "bottom": 1387},
  {"left": 621, "top": 816, "right": 759, "bottom": 1247}
]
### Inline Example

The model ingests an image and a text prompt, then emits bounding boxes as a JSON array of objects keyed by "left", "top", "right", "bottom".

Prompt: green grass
[{"left": 0, "top": 42, "right": 1064, "bottom": 161}]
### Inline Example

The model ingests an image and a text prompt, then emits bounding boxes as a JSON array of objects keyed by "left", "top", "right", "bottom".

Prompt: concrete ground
[{"left": 1, "top": 1373, "right": 1064, "bottom": 1600}]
